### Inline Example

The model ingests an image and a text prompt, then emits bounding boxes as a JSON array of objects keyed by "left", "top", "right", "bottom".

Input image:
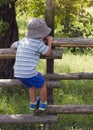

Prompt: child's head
[{"left": 26, "top": 18, "right": 51, "bottom": 39}]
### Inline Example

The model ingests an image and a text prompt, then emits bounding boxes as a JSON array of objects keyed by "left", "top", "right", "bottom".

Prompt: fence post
[
  {"left": 44, "top": 0, "right": 55, "bottom": 130},
  {"left": 45, "top": 0, "right": 55, "bottom": 104}
]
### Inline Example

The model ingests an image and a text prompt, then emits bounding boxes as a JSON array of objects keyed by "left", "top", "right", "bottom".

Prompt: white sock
[
  {"left": 40, "top": 101, "right": 47, "bottom": 104},
  {"left": 30, "top": 101, "right": 37, "bottom": 104}
]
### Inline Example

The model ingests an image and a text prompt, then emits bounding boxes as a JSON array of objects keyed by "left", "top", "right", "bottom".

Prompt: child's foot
[
  {"left": 30, "top": 96, "right": 40, "bottom": 111},
  {"left": 39, "top": 101, "right": 47, "bottom": 111},
  {"left": 30, "top": 102, "right": 37, "bottom": 111}
]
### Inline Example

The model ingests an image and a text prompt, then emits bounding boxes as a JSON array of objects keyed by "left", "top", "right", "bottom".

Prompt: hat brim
[{"left": 27, "top": 27, "right": 51, "bottom": 39}]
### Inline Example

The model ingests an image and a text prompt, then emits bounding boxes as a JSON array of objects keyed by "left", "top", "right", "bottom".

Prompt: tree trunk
[{"left": 0, "top": 1, "right": 18, "bottom": 78}]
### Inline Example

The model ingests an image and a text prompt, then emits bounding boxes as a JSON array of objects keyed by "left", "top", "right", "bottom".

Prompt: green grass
[
  {"left": 53, "top": 52, "right": 93, "bottom": 129},
  {"left": 54, "top": 51, "right": 93, "bottom": 73}
]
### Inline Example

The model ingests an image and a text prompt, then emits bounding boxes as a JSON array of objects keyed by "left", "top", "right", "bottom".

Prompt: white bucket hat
[{"left": 26, "top": 18, "right": 51, "bottom": 39}]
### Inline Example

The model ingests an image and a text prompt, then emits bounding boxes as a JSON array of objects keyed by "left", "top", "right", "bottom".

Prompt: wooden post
[
  {"left": 45, "top": 0, "right": 55, "bottom": 105},
  {"left": 44, "top": 0, "right": 55, "bottom": 130}
]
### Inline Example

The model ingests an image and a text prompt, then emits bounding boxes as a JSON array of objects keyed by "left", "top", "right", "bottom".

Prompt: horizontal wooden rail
[
  {"left": 44, "top": 72, "right": 93, "bottom": 80},
  {"left": 0, "top": 114, "right": 57, "bottom": 124},
  {"left": 1, "top": 38, "right": 93, "bottom": 59},
  {"left": 52, "top": 38, "right": 93, "bottom": 47},
  {"left": 0, "top": 105, "right": 93, "bottom": 123},
  {"left": 0, "top": 106, "right": 93, "bottom": 124},
  {"left": 46, "top": 105, "right": 93, "bottom": 114},
  {"left": 1, "top": 72, "right": 93, "bottom": 89},
  {"left": 0, "top": 79, "right": 61, "bottom": 89},
  {"left": 0, "top": 49, "right": 62, "bottom": 59}
]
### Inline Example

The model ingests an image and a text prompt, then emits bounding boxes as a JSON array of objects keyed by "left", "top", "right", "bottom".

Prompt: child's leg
[
  {"left": 39, "top": 82, "right": 47, "bottom": 110},
  {"left": 39, "top": 82, "right": 47, "bottom": 102},
  {"left": 29, "top": 86, "right": 36, "bottom": 103}
]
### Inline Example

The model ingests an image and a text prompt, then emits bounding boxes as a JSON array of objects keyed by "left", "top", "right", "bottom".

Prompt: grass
[
  {"left": 54, "top": 51, "right": 93, "bottom": 73},
  {"left": 53, "top": 51, "right": 93, "bottom": 129}
]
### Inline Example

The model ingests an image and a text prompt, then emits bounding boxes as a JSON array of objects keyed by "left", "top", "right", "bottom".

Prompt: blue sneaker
[
  {"left": 30, "top": 96, "right": 40, "bottom": 111},
  {"left": 30, "top": 103, "right": 37, "bottom": 111},
  {"left": 39, "top": 101, "right": 47, "bottom": 111}
]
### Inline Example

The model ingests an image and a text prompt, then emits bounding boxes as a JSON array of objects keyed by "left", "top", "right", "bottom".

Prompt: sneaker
[
  {"left": 30, "top": 103, "right": 37, "bottom": 111},
  {"left": 30, "top": 96, "right": 40, "bottom": 111},
  {"left": 39, "top": 101, "right": 47, "bottom": 111}
]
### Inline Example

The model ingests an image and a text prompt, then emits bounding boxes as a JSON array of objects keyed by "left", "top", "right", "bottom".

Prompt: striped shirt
[{"left": 11, "top": 38, "right": 49, "bottom": 78}]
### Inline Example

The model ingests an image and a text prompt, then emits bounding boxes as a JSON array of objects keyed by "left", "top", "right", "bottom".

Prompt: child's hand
[
  {"left": 44, "top": 36, "right": 53, "bottom": 56},
  {"left": 44, "top": 36, "right": 53, "bottom": 45}
]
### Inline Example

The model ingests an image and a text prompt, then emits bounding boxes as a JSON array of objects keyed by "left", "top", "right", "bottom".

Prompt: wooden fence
[{"left": 0, "top": 38, "right": 93, "bottom": 127}]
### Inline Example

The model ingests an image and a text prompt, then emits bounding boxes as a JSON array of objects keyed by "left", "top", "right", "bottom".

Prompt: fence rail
[
  {"left": 0, "top": 48, "right": 62, "bottom": 59},
  {"left": 46, "top": 105, "right": 93, "bottom": 114},
  {"left": 0, "top": 114, "right": 57, "bottom": 124},
  {"left": 44, "top": 72, "right": 93, "bottom": 80},
  {"left": 53, "top": 38, "right": 93, "bottom": 47},
  {"left": 0, "top": 79, "right": 61, "bottom": 88}
]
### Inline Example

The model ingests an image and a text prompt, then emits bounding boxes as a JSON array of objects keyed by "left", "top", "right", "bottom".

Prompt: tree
[
  {"left": 16, "top": 0, "right": 45, "bottom": 17},
  {"left": 0, "top": 0, "right": 18, "bottom": 78},
  {"left": 55, "top": 0, "right": 93, "bottom": 38},
  {"left": 16, "top": 0, "right": 93, "bottom": 38}
]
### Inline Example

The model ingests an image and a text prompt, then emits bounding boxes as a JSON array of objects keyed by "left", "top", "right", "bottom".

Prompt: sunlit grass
[{"left": 54, "top": 52, "right": 93, "bottom": 73}]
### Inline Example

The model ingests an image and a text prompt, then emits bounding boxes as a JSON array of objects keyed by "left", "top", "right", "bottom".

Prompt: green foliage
[
  {"left": 55, "top": 0, "right": 93, "bottom": 38},
  {"left": 16, "top": 17, "right": 27, "bottom": 39},
  {"left": 16, "top": 0, "right": 45, "bottom": 18},
  {"left": 16, "top": 0, "right": 93, "bottom": 38},
  {"left": 0, "top": 20, "right": 9, "bottom": 36}
]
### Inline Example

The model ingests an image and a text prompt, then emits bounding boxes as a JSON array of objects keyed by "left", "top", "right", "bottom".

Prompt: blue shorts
[{"left": 18, "top": 73, "right": 46, "bottom": 89}]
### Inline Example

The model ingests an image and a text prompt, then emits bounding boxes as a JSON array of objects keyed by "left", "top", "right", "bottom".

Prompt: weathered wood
[
  {"left": 0, "top": 79, "right": 61, "bottom": 88},
  {"left": 0, "top": 49, "right": 62, "bottom": 59},
  {"left": 52, "top": 38, "right": 93, "bottom": 47},
  {"left": 1, "top": 72, "right": 93, "bottom": 89},
  {"left": 44, "top": 72, "right": 93, "bottom": 80},
  {"left": 45, "top": 0, "right": 55, "bottom": 129},
  {"left": 1, "top": 38, "right": 93, "bottom": 59},
  {"left": 0, "top": 114, "right": 57, "bottom": 124},
  {"left": 46, "top": 105, "right": 93, "bottom": 114},
  {"left": 0, "top": 105, "right": 93, "bottom": 124}
]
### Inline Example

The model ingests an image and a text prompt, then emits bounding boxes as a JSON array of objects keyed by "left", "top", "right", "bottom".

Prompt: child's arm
[
  {"left": 44, "top": 36, "right": 53, "bottom": 56},
  {"left": 10, "top": 41, "right": 19, "bottom": 49}
]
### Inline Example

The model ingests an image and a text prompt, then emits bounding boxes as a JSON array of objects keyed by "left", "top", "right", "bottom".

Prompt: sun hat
[{"left": 26, "top": 18, "right": 51, "bottom": 39}]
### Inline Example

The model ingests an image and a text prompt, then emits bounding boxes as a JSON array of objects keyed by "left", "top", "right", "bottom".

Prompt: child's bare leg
[
  {"left": 29, "top": 86, "right": 36, "bottom": 103},
  {"left": 39, "top": 82, "right": 47, "bottom": 102}
]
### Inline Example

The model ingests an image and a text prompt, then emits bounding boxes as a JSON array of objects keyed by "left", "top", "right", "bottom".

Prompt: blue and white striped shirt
[{"left": 11, "top": 38, "right": 49, "bottom": 78}]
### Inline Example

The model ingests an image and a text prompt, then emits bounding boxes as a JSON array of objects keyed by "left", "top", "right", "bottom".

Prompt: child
[{"left": 11, "top": 18, "right": 53, "bottom": 111}]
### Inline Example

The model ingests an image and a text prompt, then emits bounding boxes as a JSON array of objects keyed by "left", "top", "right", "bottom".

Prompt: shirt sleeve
[
  {"left": 38, "top": 40, "right": 49, "bottom": 55},
  {"left": 11, "top": 41, "right": 19, "bottom": 49}
]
